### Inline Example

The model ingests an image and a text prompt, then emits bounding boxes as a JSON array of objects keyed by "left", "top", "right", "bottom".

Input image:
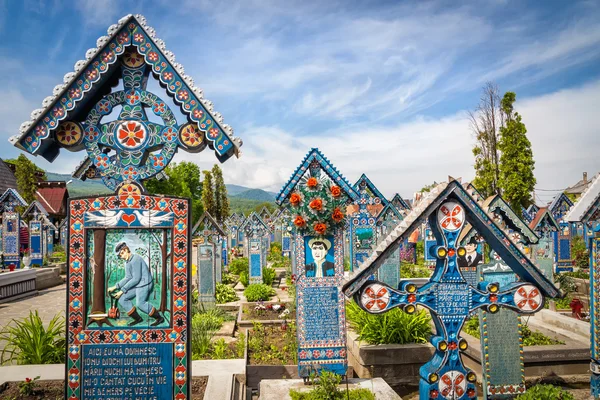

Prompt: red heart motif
[{"left": 122, "top": 214, "right": 136, "bottom": 226}]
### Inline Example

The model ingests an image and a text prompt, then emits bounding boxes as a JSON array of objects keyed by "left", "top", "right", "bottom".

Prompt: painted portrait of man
[
  {"left": 457, "top": 241, "right": 483, "bottom": 268},
  {"left": 305, "top": 236, "right": 335, "bottom": 278},
  {"left": 108, "top": 241, "right": 164, "bottom": 327}
]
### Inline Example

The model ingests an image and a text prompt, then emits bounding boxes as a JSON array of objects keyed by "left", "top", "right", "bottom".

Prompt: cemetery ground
[{"left": 0, "top": 243, "right": 594, "bottom": 399}]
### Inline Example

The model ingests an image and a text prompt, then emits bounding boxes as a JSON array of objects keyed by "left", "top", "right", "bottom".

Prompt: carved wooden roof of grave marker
[
  {"left": 566, "top": 175, "right": 600, "bottom": 224},
  {"left": 0, "top": 188, "right": 27, "bottom": 212},
  {"left": 482, "top": 195, "right": 539, "bottom": 245},
  {"left": 527, "top": 203, "right": 540, "bottom": 217},
  {"left": 239, "top": 212, "right": 272, "bottom": 237},
  {"left": 192, "top": 211, "right": 226, "bottom": 239},
  {"left": 390, "top": 193, "right": 411, "bottom": 211},
  {"left": 23, "top": 201, "right": 57, "bottom": 230},
  {"left": 459, "top": 194, "right": 539, "bottom": 246},
  {"left": 521, "top": 207, "right": 533, "bottom": 223},
  {"left": 342, "top": 180, "right": 560, "bottom": 298},
  {"left": 529, "top": 207, "right": 560, "bottom": 233},
  {"left": 276, "top": 148, "right": 359, "bottom": 205},
  {"left": 353, "top": 174, "right": 388, "bottom": 217},
  {"left": 11, "top": 14, "right": 242, "bottom": 191},
  {"left": 377, "top": 202, "right": 403, "bottom": 225},
  {"left": 549, "top": 192, "right": 574, "bottom": 222}
]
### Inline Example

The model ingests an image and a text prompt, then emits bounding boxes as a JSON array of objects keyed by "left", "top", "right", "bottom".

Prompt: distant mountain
[
  {"left": 46, "top": 172, "right": 111, "bottom": 197},
  {"left": 232, "top": 188, "right": 276, "bottom": 202},
  {"left": 45, "top": 172, "right": 277, "bottom": 201}
]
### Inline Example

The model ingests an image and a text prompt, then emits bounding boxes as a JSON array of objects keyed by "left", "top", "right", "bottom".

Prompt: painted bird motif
[
  {"left": 133, "top": 210, "right": 173, "bottom": 227},
  {"left": 85, "top": 210, "right": 125, "bottom": 227}
]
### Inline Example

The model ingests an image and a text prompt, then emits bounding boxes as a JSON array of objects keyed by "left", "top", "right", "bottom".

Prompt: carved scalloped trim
[{"left": 16, "top": 13, "right": 240, "bottom": 158}]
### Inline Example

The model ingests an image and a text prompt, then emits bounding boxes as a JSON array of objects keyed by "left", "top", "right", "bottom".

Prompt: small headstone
[
  {"left": 2, "top": 212, "right": 20, "bottom": 268},
  {"left": 198, "top": 242, "right": 216, "bottom": 306},
  {"left": 29, "top": 221, "right": 43, "bottom": 266}
]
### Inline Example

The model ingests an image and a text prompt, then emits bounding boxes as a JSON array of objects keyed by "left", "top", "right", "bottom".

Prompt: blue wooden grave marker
[
  {"left": 376, "top": 202, "right": 403, "bottom": 288},
  {"left": 240, "top": 212, "right": 271, "bottom": 284},
  {"left": 277, "top": 148, "right": 359, "bottom": 379},
  {"left": 550, "top": 193, "right": 575, "bottom": 272},
  {"left": 565, "top": 176, "right": 600, "bottom": 398},
  {"left": 192, "top": 212, "right": 226, "bottom": 302},
  {"left": 343, "top": 180, "right": 559, "bottom": 400},
  {"left": 12, "top": 13, "right": 243, "bottom": 400},
  {"left": 0, "top": 188, "right": 27, "bottom": 269},
  {"left": 529, "top": 208, "right": 559, "bottom": 281},
  {"left": 23, "top": 200, "right": 58, "bottom": 266},
  {"left": 28, "top": 221, "right": 43, "bottom": 266}
]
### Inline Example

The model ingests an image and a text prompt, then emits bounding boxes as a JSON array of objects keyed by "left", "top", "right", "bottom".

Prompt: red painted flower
[
  {"left": 117, "top": 121, "right": 145, "bottom": 148},
  {"left": 489, "top": 294, "right": 498, "bottom": 302},
  {"left": 325, "top": 349, "right": 334, "bottom": 358},
  {"left": 193, "top": 109, "right": 204, "bottom": 119},
  {"left": 294, "top": 215, "right": 306, "bottom": 228},
  {"left": 429, "top": 389, "right": 439, "bottom": 398},
  {"left": 290, "top": 193, "right": 302, "bottom": 206},
  {"left": 309, "top": 198, "right": 323, "bottom": 211},
  {"left": 306, "top": 177, "right": 318, "bottom": 188},
  {"left": 313, "top": 223, "right": 327, "bottom": 235},
  {"left": 448, "top": 341, "right": 458, "bottom": 350},
  {"left": 312, "top": 350, "right": 321, "bottom": 359},
  {"left": 208, "top": 128, "right": 219, "bottom": 138},
  {"left": 86, "top": 69, "right": 98, "bottom": 80},
  {"left": 407, "top": 293, "right": 416, "bottom": 303},
  {"left": 330, "top": 185, "right": 341, "bottom": 197},
  {"left": 147, "top": 51, "right": 159, "bottom": 62},
  {"left": 163, "top": 71, "right": 173, "bottom": 80},
  {"left": 177, "top": 90, "right": 189, "bottom": 101},
  {"left": 332, "top": 207, "right": 344, "bottom": 223},
  {"left": 134, "top": 33, "right": 144, "bottom": 42},
  {"left": 153, "top": 102, "right": 165, "bottom": 113}
]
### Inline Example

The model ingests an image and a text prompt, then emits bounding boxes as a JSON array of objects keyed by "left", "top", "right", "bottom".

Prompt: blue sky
[{"left": 1, "top": 0, "right": 600, "bottom": 204}]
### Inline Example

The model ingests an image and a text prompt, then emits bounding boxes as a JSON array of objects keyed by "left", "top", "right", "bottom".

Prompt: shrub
[
  {"left": 0, "top": 311, "right": 65, "bottom": 365},
  {"left": 563, "top": 270, "right": 589, "bottom": 279},
  {"left": 191, "top": 309, "right": 224, "bottom": 358},
  {"left": 464, "top": 316, "right": 565, "bottom": 346},
  {"left": 571, "top": 235, "right": 589, "bottom": 270},
  {"left": 244, "top": 284, "right": 275, "bottom": 302},
  {"left": 240, "top": 270, "right": 249, "bottom": 287},
  {"left": 229, "top": 257, "right": 249, "bottom": 275},
  {"left": 290, "top": 371, "right": 375, "bottom": 400},
  {"left": 216, "top": 282, "right": 239, "bottom": 304},
  {"left": 263, "top": 267, "right": 276, "bottom": 286},
  {"left": 401, "top": 263, "right": 431, "bottom": 278},
  {"left": 222, "top": 272, "right": 236, "bottom": 285},
  {"left": 464, "top": 316, "right": 480, "bottom": 339},
  {"left": 516, "top": 384, "right": 574, "bottom": 400},
  {"left": 345, "top": 301, "right": 431, "bottom": 345}
]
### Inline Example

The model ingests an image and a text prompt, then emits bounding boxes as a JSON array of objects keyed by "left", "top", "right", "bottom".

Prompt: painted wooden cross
[{"left": 343, "top": 180, "right": 559, "bottom": 400}]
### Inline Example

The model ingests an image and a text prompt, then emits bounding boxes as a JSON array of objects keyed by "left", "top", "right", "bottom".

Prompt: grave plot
[
  {"left": 10, "top": 13, "right": 242, "bottom": 400},
  {"left": 343, "top": 179, "right": 560, "bottom": 400}
]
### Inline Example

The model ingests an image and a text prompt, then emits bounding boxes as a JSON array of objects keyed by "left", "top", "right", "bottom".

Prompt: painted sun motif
[
  {"left": 179, "top": 124, "right": 204, "bottom": 148},
  {"left": 116, "top": 121, "right": 147, "bottom": 149},
  {"left": 121, "top": 49, "right": 144, "bottom": 68},
  {"left": 56, "top": 121, "right": 82, "bottom": 147},
  {"left": 513, "top": 285, "right": 542, "bottom": 311},
  {"left": 360, "top": 283, "right": 389, "bottom": 312},
  {"left": 437, "top": 201, "right": 464, "bottom": 232},
  {"left": 439, "top": 370, "right": 466, "bottom": 399}
]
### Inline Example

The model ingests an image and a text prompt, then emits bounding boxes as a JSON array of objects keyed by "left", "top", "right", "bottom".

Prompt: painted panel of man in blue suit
[
  {"left": 305, "top": 237, "right": 335, "bottom": 278},
  {"left": 108, "top": 242, "right": 164, "bottom": 327}
]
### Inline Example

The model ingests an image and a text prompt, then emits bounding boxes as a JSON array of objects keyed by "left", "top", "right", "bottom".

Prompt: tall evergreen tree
[
  {"left": 498, "top": 92, "right": 536, "bottom": 211},
  {"left": 201, "top": 170, "right": 215, "bottom": 217},
  {"left": 211, "top": 164, "right": 229, "bottom": 224},
  {"left": 14, "top": 154, "right": 42, "bottom": 204}
]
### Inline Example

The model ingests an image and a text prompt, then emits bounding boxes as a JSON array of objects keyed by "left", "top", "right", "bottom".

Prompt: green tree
[
  {"left": 470, "top": 82, "right": 503, "bottom": 198},
  {"left": 212, "top": 164, "right": 229, "bottom": 224},
  {"left": 497, "top": 92, "right": 536, "bottom": 210},
  {"left": 14, "top": 154, "right": 44, "bottom": 204},
  {"left": 145, "top": 161, "right": 203, "bottom": 224},
  {"left": 202, "top": 170, "right": 215, "bottom": 217}
]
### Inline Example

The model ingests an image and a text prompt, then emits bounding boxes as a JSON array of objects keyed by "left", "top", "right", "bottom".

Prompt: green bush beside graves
[
  {"left": 289, "top": 371, "right": 375, "bottom": 400},
  {"left": 262, "top": 267, "right": 276, "bottom": 286},
  {"left": 229, "top": 257, "right": 249, "bottom": 275},
  {"left": 464, "top": 316, "right": 565, "bottom": 345},
  {"left": 346, "top": 301, "right": 431, "bottom": 345},
  {"left": 0, "top": 311, "right": 65, "bottom": 365},
  {"left": 516, "top": 384, "right": 574, "bottom": 400},
  {"left": 400, "top": 263, "right": 431, "bottom": 278},
  {"left": 216, "top": 282, "right": 239, "bottom": 304},
  {"left": 571, "top": 235, "right": 589, "bottom": 270},
  {"left": 244, "top": 284, "right": 275, "bottom": 302}
]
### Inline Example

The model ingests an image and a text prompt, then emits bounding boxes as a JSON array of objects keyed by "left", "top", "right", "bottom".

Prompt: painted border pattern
[{"left": 65, "top": 194, "right": 190, "bottom": 399}]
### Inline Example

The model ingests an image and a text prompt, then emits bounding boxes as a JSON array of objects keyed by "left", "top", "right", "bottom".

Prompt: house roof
[
  {"left": 342, "top": 180, "right": 559, "bottom": 298},
  {"left": 11, "top": 14, "right": 241, "bottom": 164},
  {"left": 35, "top": 181, "right": 68, "bottom": 215},
  {"left": 566, "top": 173, "right": 597, "bottom": 195},
  {"left": 276, "top": 148, "right": 359, "bottom": 205},
  {"left": 0, "top": 159, "right": 18, "bottom": 194},
  {"left": 565, "top": 174, "right": 600, "bottom": 223}
]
